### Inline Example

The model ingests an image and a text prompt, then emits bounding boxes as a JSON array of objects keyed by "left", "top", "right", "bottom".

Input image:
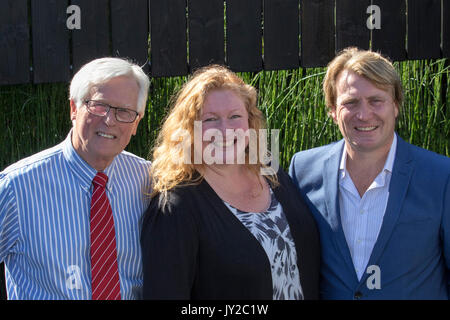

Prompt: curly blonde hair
[{"left": 150, "top": 65, "right": 277, "bottom": 198}]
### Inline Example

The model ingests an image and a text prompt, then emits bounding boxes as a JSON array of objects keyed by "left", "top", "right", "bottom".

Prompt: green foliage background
[{"left": 1, "top": 59, "right": 449, "bottom": 171}]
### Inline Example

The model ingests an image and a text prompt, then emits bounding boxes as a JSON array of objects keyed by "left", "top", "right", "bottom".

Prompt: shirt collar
[
  {"left": 383, "top": 133, "right": 397, "bottom": 174},
  {"left": 339, "top": 134, "right": 397, "bottom": 182},
  {"left": 62, "top": 130, "right": 117, "bottom": 192}
]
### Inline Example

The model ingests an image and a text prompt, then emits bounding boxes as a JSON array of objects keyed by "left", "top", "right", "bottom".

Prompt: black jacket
[{"left": 141, "top": 169, "right": 320, "bottom": 299}]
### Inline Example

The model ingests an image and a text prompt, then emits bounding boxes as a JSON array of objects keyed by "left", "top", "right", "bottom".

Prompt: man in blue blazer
[{"left": 289, "top": 47, "right": 450, "bottom": 299}]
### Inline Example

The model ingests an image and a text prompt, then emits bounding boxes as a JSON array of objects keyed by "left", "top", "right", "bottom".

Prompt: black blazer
[{"left": 141, "top": 169, "right": 320, "bottom": 299}]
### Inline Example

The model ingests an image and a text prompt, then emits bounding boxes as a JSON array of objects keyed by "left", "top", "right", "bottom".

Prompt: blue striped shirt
[{"left": 0, "top": 132, "right": 151, "bottom": 299}]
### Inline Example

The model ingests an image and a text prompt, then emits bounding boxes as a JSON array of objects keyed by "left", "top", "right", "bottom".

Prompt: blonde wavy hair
[{"left": 150, "top": 65, "right": 278, "bottom": 198}]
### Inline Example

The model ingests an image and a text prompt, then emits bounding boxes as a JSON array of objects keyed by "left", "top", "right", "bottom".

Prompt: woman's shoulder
[
  {"left": 142, "top": 184, "right": 200, "bottom": 233},
  {"left": 272, "top": 167, "right": 295, "bottom": 190},
  {"left": 271, "top": 168, "right": 307, "bottom": 204},
  {"left": 151, "top": 179, "right": 211, "bottom": 213}
]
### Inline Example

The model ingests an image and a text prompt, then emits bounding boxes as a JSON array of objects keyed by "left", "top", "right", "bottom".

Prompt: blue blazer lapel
[
  {"left": 364, "top": 136, "right": 414, "bottom": 272},
  {"left": 323, "top": 140, "right": 357, "bottom": 278},
  {"left": 323, "top": 141, "right": 343, "bottom": 230}
]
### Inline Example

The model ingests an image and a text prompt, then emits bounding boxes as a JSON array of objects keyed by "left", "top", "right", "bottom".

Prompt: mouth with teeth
[
  {"left": 97, "top": 131, "right": 116, "bottom": 139},
  {"left": 355, "top": 126, "right": 377, "bottom": 132},
  {"left": 212, "top": 138, "right": 236, "bottom": 148}
]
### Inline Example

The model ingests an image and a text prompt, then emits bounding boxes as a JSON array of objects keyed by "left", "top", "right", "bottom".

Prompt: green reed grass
[{"left": 1, "top": 59, "right": 448, "bottom": 171}]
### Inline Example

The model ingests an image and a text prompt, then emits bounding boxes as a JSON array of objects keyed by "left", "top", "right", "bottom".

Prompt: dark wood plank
[
  {"left": 111, "top": 0, "right": 149, "bottom": 72},
  {"left": 264, "top": 0, "right": 300, "bottom": 70},
  {"left": 31, "top": 0, "right": 70, "bottom": 83},
  {"left": 300, "top": 0, "right": 334, "bottom": 68},
  {"left": 188, "top": 0, "right": 224, "bottom": 71},
  {"left": 71, "top": 0, "right": 110, "bottom": 73},
  {"left": 442, "top": 0, "right": 450, "bottom": 58},
  {"left": 371, "top": 0, "right": 406, "bottom": 61},
  {"left": 149, "top": 0, "right": 188, "bottom": 77},
  {"left": 336, "top": 0, "right": 370, "bottom": 52},
  {"left": 0, "top": 0, "right": 30, "bottom": 85},
  {"left": 226, "top": 0, "right": 262, "bottom": 72},
  {"left": 407, "top": 0, "right": 440, "bottom": 60}
]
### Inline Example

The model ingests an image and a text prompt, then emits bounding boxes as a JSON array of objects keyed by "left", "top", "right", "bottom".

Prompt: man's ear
[
  {"left": 131, "top": 116, "right": 142, "bottom": 136},
  {"left": 394, "top": 102, "right": 399, "bottom": 119},
  {"left": 70, "top": 100, "right": 78, "bottom": 121},
  {"left": 329, "top": 107, "right": 338, "bottom": 124}
]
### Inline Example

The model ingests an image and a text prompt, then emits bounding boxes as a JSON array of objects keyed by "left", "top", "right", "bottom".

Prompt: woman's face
[{"left": 199, "top": 89, "right": 250, "bottom": 165}]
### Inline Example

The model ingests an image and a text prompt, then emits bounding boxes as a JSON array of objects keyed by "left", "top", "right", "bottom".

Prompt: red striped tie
[{"left": 90, "top": 172, "right": 121, "bottom": 300}]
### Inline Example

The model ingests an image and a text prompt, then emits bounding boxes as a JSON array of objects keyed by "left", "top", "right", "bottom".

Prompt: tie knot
[{"left": 93, "top": 172, "right": 108, "bottom": 188}]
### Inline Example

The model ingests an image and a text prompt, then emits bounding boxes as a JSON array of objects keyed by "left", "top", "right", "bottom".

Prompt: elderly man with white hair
[{"left": 0, "top": 58, "right": 151, "bottom": 300}]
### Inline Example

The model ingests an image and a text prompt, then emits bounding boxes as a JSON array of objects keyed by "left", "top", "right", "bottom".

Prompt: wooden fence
[{"left": 0, "top": 0, "right": 449, "bottom": 85}]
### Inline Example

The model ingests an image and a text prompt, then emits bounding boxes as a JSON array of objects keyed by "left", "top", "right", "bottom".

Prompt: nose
[
  {"left": 355, "top": 100, "right": 372, "bottom": 121},
  {"left": 222, "top": 119, "right": 241, "bottom": 140},
  {"left": 103, "top": 109, "right": 117, "bottom": 126}
]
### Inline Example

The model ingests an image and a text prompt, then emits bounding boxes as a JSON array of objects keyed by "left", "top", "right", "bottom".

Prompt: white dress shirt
[{"left": 338, "top": 135, "right": 397, "bottom": 280}]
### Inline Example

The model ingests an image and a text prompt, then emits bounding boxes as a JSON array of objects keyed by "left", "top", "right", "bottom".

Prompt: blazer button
[{"left": 354, "top": 291, "right": 363, "bottom": 300}]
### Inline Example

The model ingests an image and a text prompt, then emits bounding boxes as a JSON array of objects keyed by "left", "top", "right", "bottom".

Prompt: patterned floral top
[{"left": 223, "top": 189, "right": 304, "bottom": 300}]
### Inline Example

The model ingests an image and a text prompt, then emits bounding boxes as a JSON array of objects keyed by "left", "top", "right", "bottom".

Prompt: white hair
[{"left": 69, "top": 57, "right": 150, "bottom": 115}]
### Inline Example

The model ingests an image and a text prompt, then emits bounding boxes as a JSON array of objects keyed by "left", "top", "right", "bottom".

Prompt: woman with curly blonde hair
[
  {"left": 150, "top": 64, "right": 274, "bottom": 198},
  {"left": 141, "top": 65, "right": 320, "bottom": 300}
]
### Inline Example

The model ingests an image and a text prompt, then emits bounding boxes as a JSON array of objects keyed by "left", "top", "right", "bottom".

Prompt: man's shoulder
[
  {"left": 1, "top": 142, "right": 64, "bottom": 179},
  {"left": 113, "top": 151, "right": 152, "bottom": 188},
  {"left": 400, "top": 139, "right": 450, "bottom": 173},
  {"left": 291, "top": 140, "right": 343, "bottom": 166},
  {"left": 117, "top": 150, "right": 151, "bottom": 167}
]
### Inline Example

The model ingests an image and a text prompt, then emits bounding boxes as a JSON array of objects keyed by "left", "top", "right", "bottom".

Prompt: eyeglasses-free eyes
[{"left": 83, "top": 100, "right": 139, "bottom": 123}]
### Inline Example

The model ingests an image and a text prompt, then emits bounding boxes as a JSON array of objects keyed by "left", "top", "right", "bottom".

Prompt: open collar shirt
[{"left": 338, "top": 134, "right": 397, "bottom": 280}]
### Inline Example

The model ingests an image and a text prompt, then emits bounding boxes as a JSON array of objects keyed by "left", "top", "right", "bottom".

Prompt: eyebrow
[
  {"left": 202, "top": 108, "right": 243, "bottom": 115},
  {"left": 92, "top": 99, "right": 136, "bottom": 110},
  {"left": 367, "top": 95, "right": 386, "bottom": 99},
  {"left": 340, "top": 93, "right": 387, "bottom": 101},
  {"left": 339, "top": 97, "right": 358, "bottom": 103}
]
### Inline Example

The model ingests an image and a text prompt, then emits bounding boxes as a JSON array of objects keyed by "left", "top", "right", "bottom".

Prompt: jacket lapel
[
  {"left": 363, "top": 136, "right": 414, "bottom": 275},
  {"left": 323, "top": 140, "right": 358, "bottom": 278}
]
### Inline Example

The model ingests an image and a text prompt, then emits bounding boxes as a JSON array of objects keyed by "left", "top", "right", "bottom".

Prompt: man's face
[
  {"left": 71, "top": 76, "right": 141, "bottom": 171},
  {"left": 330, "top": 70, "right": 398, "bottom": 157}
]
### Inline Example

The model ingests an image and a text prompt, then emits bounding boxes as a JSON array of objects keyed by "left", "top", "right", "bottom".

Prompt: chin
[{"left": 354, "top": 142, "right": 383, "bottom": 153}]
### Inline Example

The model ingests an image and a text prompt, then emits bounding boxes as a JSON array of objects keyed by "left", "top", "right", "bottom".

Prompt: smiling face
[
  {"left": 331, "top": 69, "right": 398, "bottom": 158},
  {"left": 200, "top": 89, "right": 250, "bottom": 165},
  {"left": 70, "top": 76, "right": 141, "bottom": 171}
]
